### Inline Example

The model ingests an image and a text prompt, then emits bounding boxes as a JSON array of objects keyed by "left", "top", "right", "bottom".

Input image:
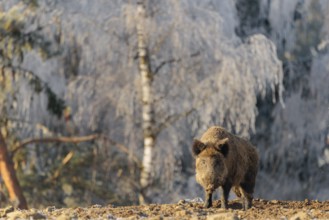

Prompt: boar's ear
[
  {"left": 215, "top": 138, "right": 229, "bottom": 157},
  {"left": 192, "top": 139, "right": 206, "bottom": 156}
]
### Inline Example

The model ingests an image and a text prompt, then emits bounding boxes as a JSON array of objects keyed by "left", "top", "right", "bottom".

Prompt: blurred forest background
[{"left": 0, "top": 0, "right": 328, "bottom": 209}]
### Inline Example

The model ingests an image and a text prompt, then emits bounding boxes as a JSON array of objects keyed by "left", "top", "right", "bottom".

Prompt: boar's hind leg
[
  {"left": 220, "top": 183, "right": 231, "bottom": 209},
  {"left": 240, "top": 182, "right": 254, "bottom": 210}
]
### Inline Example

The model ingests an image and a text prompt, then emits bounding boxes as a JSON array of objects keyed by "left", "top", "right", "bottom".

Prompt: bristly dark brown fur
[{"left": 192, "top": 126, "right": 259, "bottom": 210}]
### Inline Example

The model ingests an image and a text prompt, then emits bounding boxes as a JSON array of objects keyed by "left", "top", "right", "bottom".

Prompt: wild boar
[{"left": 192, "top": 126, "right": 259, "bottom": 210}]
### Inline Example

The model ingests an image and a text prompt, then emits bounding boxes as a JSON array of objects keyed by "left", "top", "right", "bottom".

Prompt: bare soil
[{"left": 1, "top": 199, "right": 329, "bottom": 219}]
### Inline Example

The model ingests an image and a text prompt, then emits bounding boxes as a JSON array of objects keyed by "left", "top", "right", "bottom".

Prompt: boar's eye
[{"left": 214, "top": 159, "right": 221, "bottom": 166}]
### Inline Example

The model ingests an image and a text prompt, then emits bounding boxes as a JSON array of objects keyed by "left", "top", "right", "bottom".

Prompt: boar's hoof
[
  {"left": 221, "top": 203, "right": 228, "bottom": 209},
  {"left": 242, "top": 199, "right": 252, "bottom": 210}
]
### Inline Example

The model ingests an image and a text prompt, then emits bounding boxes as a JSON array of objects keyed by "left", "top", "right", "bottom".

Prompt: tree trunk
[
  {"left": 136, "top": 0, "right": 155, "bottom": 202},
  {"left": 0, "top": 131, "right": 27, "bottom": 209}
]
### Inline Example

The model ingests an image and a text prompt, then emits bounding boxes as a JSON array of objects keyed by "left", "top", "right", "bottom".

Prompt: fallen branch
[
  {"left": 11, "top": 134, "right": 99, "bottom": 156},
  {"left": 10, "top": 134, "right": 142, "bottom": 166}
]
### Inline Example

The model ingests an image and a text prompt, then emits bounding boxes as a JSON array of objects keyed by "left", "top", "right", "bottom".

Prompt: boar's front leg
[
  {"left": 220, "top": 183, "right": 231, "bottom": 209},
  {"left": 204, "top": 192, "right": 212, "bottom": 208},
  {"left": 204, "top": 184, "right": 216, "bottom": 208}
]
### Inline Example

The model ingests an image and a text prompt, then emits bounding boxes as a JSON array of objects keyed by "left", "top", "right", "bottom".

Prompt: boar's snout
[{"left": 195, "top": 156, "right": 227, "bottom": 192}]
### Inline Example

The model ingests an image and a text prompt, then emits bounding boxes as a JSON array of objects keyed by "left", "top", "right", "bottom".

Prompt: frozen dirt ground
[{"left": 1, "top": 199, "right": 329, "bottom": 219}]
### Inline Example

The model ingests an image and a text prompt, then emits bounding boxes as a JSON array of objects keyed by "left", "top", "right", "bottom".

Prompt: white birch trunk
[{"left": 136, "top": 0, "right": 155, "bottom": 193}]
